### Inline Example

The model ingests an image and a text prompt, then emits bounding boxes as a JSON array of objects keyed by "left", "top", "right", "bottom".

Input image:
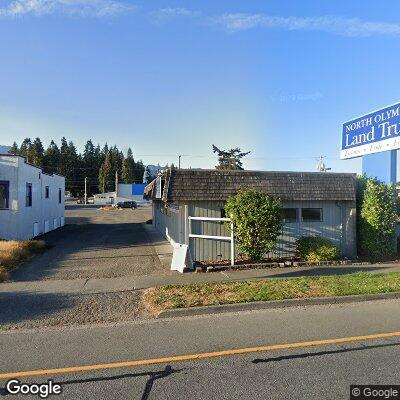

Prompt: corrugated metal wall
[
  {"left": 153, "top": 199, "right": 356, "bottom": 261},
  {"left": 153, "top": 201, "right": 182, "bottom": 244}
]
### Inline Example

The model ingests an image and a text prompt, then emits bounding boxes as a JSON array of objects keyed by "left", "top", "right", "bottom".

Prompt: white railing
[{"left": 188, "top": 216, "right": 235, "bottom": 266}]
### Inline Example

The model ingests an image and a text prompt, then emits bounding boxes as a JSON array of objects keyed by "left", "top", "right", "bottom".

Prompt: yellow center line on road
[{"left": 1, "top": 331, "right": 400, "bottom": 380}]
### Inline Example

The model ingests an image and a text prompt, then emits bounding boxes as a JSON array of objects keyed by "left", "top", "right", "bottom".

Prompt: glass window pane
[
  {"left": 302, "top": 208, "right": 322, "bottom": 222},
  {"left": 0, "top": 182, "right": 8, "bottom": 208},
  {"left": 26, "top": 183, "right": 32, "bottom": 207},
  {"left": 282, "top": 208, "right": 298, "bottom": 223}
]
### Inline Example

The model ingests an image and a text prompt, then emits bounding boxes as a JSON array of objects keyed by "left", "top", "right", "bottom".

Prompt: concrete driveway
[{"left": 10, "top": 204, "right": 170, "bottom": 282}]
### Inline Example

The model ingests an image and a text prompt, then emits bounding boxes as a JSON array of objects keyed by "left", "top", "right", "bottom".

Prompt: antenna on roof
[{"left": 317, "top": 156, "right": 331, "bottom": 172}]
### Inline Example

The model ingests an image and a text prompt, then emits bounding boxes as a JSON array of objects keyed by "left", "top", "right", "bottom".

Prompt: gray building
[{"left": 145, "top": 169, "right": 357, "bottom": 263}]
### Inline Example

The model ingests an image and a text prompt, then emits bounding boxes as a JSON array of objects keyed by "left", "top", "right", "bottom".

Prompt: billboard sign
[{"left": 341, "top": 102, "right": 400, "bottom": 159}]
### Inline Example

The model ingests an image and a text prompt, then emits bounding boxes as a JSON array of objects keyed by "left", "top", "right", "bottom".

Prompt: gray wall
[{"left": 153, "top": 199, "right": 357, "bottom": 262}]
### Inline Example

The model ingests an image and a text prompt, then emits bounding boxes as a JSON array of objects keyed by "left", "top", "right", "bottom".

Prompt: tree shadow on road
[
  {"left": 0, "top": 292, "right": 74, "bottom": 326},
  {"left": 252, "top": 341, "right": 400, "bottom": 364},
  {"left": 52, "top": 365, "right": 182, "bottom": 400}
]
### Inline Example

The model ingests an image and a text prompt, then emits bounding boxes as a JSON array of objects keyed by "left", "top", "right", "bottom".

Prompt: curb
[{"left": 157, "top": 291, "right": 400, "bottom": 318}]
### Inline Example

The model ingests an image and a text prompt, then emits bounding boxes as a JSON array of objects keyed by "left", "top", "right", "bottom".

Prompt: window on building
[
  {"left": 45, "top": 186, "right": 49, "bottom": 199},
  {"left": 26, "top": 183, "right": 32, "bottom": 207},
  {"left": 0, "top": 181, "right": 9, "bottom": 209},
  {"left": 301, "top": 208, "right": 323, "bottom": 222},
  {"left": 282, "top": 208, "right": 298, "bottom": 223},
  {"left": 58, "top": 188, "right": 62, "bottom": 204}
]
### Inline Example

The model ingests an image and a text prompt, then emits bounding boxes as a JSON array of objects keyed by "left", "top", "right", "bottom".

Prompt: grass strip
[
  {"left": 144, "top": 272, "right": 400, "bottom": 312},
  {"left": 0, "top": 240, "right": 47, "bottom": 282}
]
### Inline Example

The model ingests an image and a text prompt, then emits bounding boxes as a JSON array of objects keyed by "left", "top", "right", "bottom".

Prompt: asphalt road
[{"left": 2, "top": 299, "right": 400, "bottom": 399}]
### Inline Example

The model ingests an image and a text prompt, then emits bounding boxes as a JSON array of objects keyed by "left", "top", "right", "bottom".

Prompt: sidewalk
[{"left": 2, "top": 263, "right": 400, "bottom": 295}]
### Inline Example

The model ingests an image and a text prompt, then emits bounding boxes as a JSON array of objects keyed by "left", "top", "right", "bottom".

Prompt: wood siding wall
[{"left": 153, "top": 199, "right": 356, "bottom": 262}]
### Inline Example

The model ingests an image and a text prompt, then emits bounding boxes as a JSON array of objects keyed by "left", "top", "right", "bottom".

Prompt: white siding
[{"left": 0, "top": 155, "right": 65, "bottom": 240}]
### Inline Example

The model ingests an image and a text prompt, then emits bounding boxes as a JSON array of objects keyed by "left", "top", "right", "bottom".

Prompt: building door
[{"left": 33, "top": 222, "right": 39, "bottom": 237}]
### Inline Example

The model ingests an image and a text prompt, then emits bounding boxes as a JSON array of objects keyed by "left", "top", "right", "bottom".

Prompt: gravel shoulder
[{"left": 0, "top": 290, "right": 150, "bottom": 330}]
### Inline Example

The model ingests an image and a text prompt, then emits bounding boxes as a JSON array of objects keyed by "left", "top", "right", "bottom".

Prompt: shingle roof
[{"left": 158, "top": 169, "right": 356, "bottom": 202}]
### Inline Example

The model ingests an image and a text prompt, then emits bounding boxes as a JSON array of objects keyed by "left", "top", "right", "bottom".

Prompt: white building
[
  {"left": 93, "top": 183, "right": 147, "bottom": 205},
  {"left": 0, "top": 154, "right": 65, "bottom": 240}
]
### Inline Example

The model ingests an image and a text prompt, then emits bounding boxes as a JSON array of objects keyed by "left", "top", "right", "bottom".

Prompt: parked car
[
  {"left": 76, "top": 197, "right": 94, "bottom": 204},
  {"left": 114, "top": 201, "right": 137, "bottom": 209}
]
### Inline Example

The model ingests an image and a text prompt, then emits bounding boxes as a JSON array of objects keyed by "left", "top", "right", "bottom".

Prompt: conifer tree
[
  {"left": 44, "top": 140, "right": 60, "bottom": 174},
  {"left": 9, "top": 142, "right": 19, "bottom": 155},
  {"left": 212, "top": 145, "right": 250, "bottom": 170}
]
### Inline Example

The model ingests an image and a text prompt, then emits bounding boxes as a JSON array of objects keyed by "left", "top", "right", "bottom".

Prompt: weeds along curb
[{"left": 157, "top": 291, "right": 400, "bottom": 318}]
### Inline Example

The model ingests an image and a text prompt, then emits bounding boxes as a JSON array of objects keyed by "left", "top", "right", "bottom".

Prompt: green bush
[
  {"left": 225, "top": 188, "right": 282, "bottom": 261},
  {"left": 295, "top": 236, "right": 340, "bottom": 261},
  {"left": 358, "top": 178, "right": 397, "bottom": 259}
]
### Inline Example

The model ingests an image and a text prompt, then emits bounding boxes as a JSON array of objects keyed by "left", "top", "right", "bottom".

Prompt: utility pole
[
  {"left": 84, "top": 177, "right": 87, "bottom": 205},
  {"left": 115, "top": 170, "right": 119, "bottom": 197},
  {"left": 317, "top": 156, "right": 331, "bottom": 172}
]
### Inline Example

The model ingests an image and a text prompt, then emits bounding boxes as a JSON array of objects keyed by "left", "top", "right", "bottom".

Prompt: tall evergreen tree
[
  {"left": 133, "top": 160, "right": 145, "bottom": 183},
  {"left": 43, "top": 141, "right": 60, "bottom": 174},
  {"left": 121, "top": 157, "right": 132, "bottom": 184},
  {"left": 82, "top": 140, "right": 97, "bottom": 196},
  {"left": 30, "top": 137, "right": 45, "bottom": 167},
  {"left": 98, "top": 152, "right": 112, "bottom": 193},
  {"left": 20, "top": 138, "right": 32, "bottom": 161},
  {"left": 108, "top": 145, "right": 123, "bottom": 187},
  {"left": 121, "top": 148, "right": 135, "bottom": 183},
  {"left": 212, "top": 145, "right": 250, "bottom": 170},
  {"left": 67, "top": 140, "right": 81, "bottom": 195},
  {"left": 59, "top": 137, "right": 69, "bottom": 177},
  {"left": 9, "top": 142, "right": 19, "bottom": 154}
]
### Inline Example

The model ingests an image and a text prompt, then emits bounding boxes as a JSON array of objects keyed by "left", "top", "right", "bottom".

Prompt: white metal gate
[{"left": 188, "top": 216, "right": 235, "bottom": 266}]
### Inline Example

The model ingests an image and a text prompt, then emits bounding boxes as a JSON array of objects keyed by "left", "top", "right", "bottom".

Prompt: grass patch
[
  {"left": 143, "top": 272, "right": 400, "bottom": 312},
  {"left": 0, "top": 240, "right": 47, "bottom": 282}
]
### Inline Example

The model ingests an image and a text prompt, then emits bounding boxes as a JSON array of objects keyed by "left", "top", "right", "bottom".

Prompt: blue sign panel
[
  {"left": 132, "top": 183, "right": 146, "bottom": 195},
  {"left": 341, "top": 102, "right": 400, "bottom": 159}
]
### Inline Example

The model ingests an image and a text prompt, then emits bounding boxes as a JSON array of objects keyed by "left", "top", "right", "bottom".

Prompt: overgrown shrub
[
  {"left": 358, "top": 178, "right": 397, "bottom": 259},
  {"left": 0, "top": 240, "right": 46, "bottom": 270},
  {"left": 295, "top": 236, "right": 340, "bottom": 261},
  {"left": 0, "top": 266, "right": 8, "bottom": 282},
  {"left": 225, "top": 188, "right": 282, "bottom": 261}
]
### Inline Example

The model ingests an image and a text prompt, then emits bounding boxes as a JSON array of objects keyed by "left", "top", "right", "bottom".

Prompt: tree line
[{"left": 9, "top": 138, "right": 145, "bottom": 197}]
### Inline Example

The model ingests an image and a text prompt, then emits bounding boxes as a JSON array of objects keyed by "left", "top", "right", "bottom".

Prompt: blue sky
[{"left": 1, "top": 0, "right": 400, "bottom": 172}]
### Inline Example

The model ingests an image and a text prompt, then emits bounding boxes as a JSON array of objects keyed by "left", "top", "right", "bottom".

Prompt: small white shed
[{"left": 0, "top": 154, "right": 65, "bottom": 240}]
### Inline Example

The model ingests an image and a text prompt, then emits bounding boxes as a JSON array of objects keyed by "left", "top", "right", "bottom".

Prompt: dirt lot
[
  {"left": 0, "top": 204, "right": 171, "bottom": 330},
  {"left": 10, "top": 204, "right": 169, "bottom": 282}
]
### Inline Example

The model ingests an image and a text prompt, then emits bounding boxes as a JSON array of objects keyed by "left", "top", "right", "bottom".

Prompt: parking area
[{"left": 10, "top": 204, "right": 170, "bottom": 282}]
